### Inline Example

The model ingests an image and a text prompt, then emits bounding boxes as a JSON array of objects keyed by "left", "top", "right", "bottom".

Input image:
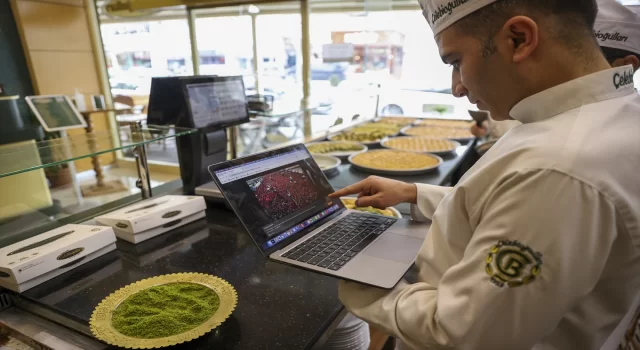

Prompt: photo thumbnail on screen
[{"left": 246, "top": 165, "right": 319, "bottom": 221}]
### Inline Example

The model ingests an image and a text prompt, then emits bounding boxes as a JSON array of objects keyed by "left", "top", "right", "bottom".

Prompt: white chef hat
[
  {"left": 418, "top": 0, "right": 499, "bottom": 36},
  {"left": 594, "top": 0, "right": 640, "bottom": 56}
]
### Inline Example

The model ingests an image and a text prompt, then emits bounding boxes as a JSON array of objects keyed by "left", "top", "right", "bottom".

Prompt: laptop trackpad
[{"left": 363, "top": 233, "right": 423, "bottom": 264}]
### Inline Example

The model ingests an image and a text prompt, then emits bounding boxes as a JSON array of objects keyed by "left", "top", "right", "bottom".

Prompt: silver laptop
[{"left": 208, "top": 144, "right": 428, "bottom": 289}]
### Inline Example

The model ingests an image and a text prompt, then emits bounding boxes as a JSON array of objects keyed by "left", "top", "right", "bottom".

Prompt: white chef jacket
[
  {"left": 486, "top": 117, "right": 521, "bottom": 140},
  {"left": 339, "top": 65, "right": 640, "bottom": 350}
]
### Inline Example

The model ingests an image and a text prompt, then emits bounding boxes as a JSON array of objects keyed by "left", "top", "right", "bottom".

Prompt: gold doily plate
[{"left": 90, "top": 273, "right": 237, "bottom": 349}]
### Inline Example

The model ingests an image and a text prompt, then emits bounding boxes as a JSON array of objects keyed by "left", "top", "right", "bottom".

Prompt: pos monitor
[
  {"left": 146, "top": 75, "right": 249, "bottom": 193},
  {"left": 147, "top": 76, "right": 215, "bottom": 127},
  {"left": 183, "top": 76, "right": 250, "bottom": 130}
]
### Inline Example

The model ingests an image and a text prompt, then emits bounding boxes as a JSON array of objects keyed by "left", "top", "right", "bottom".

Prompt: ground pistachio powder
[{"left": 112, "top": 282, "right": 220, "bottom": 339}]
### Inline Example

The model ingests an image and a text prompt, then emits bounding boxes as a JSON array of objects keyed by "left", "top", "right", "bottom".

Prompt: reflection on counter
[{"left": 116, "top": 220, "right": 209, "bottom": 267}]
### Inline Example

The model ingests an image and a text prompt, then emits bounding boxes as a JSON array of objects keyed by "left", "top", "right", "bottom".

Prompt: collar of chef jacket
[{"left": 510, "top": 65, "right": 636, "bottom": 124}]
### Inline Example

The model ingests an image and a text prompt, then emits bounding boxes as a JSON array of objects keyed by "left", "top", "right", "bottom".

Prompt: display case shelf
[
  {"left": 0, "top": 125, "right": 196, "bottom": 179},
  {"left": 249, "top": 96, "right": 320, "bottom": 118}
]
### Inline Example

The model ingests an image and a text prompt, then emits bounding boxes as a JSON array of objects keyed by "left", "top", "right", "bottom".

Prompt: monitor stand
[
  {"left": 194, "top": 181, "right": 224, "bottom": 200},
  {"left": 194, "top": 126, "right": 242, "bottom": 201},
  {"left": 177, "top": 129, "right": 227, "bottom": 194}
]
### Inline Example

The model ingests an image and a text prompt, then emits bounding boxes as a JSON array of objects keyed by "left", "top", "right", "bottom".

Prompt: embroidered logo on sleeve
[{"left": 485, "top": 240, "right": 543, "bottom": 288}]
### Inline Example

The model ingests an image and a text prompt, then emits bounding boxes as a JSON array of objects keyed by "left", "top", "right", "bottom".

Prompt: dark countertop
[
  {"left": 19, "top": 205, "right": 344, "bottom": 350},
  {"left": 14, "top": 140, "right": 477, "bottom": 350}
]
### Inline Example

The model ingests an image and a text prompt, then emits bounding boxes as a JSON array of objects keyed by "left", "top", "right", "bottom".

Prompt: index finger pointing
[{"left": 329, "top": 181, "right": 367, "bottom": 198}]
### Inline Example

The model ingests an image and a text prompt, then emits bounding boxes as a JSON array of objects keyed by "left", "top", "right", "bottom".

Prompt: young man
[
  {"left": 331, "top": 0, "right": 640, "bottom": 348},
  {"left": 470, "top": 0, "right": 640, "bottom": 139}
]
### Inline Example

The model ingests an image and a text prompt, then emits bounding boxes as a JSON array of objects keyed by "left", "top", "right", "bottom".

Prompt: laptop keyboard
[{"left": 281, "top": 212, "right": 396, "bottom": 271}]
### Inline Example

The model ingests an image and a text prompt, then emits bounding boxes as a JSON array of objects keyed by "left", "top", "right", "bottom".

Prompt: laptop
[{"left": 208, "top": 144, "right": 429, "bottom": 289}]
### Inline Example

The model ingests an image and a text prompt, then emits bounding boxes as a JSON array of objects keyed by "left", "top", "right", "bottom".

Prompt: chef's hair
[{"left": 454, "top": 0, "right": 600, "bottom": 58}]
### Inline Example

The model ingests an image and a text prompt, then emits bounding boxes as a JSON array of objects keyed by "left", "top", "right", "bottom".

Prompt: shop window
[
  {"left": 116, "top": 51, "right": 152, "bottom": 69},
  {"left": 309, "top": 10, "right": 472, "bottom": 120},
  {"left": 195, "top": 15, "right": 254, "bottom": 81}
]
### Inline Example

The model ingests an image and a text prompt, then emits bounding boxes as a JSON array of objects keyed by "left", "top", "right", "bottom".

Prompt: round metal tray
[
  {"left": 400, "top": 125, "right": 475, "bottom": 142},
  {"left": 348, "top": 150, "right": 443, "bottom": 176},
  {"left": 327, "top": 133, "right": 390, "bottom": 147},
  {"left": 90, "top": 273, "right": 237, "bottom": 349},
  {"left": 312, "top": 154, "right": 342, "bottom": 178},
  {"left": 306, "top": 141, "right": 367, "bottom": 161},
  {"left": 380, "top": 136, "right": 461, "bottom": 156}
]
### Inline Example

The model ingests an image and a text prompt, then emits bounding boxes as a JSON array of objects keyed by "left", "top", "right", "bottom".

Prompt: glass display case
[
  {"left": 0, "top": 125, "right": 196, "bottom": 246},
  {"left": 236, "top": 99, "right": 317, "bottom": 156},
  {"left": 0, "top": 126, "right": 194, "bottom": 178},
  {"left": 236, "top": 93, "right": 374, "bottom": 157}
]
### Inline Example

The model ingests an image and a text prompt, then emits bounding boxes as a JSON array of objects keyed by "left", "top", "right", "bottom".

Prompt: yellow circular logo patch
[{"left": 485, "top": 240, "right": 543, "bottom": 288}]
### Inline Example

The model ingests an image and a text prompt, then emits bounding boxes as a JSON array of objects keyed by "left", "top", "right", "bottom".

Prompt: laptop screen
[{"left": 210, "top": 144, "right": 344, "bottom": 253}]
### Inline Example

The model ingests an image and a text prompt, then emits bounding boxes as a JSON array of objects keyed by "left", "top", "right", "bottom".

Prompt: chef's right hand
[
  {"left": 329, "top": 176, "right": 417, "bottom": 209},
  {"left": 470, "top": 123, "right": 488, "bottom": 137}
]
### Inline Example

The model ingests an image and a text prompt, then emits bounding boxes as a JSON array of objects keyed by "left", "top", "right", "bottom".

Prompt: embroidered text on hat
[
  {"left": 594, "top": 0, "right": 640, "bottom": 56},
  {"left": 419, "top": 0, "right": 499, "bottom": 36},
  {"left": 431, "top": 0, "right": 470, "bottom": 25}
]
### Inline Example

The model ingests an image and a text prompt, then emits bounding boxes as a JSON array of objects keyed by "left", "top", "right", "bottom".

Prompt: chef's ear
[
  {"left": 610, "top": 55, "right": 640, "bottom": 72},
  {"left": 501, "top": 16, "right": 539, "bottom": 63},
  {"left": 624, "top": 55, "right": 640, "bottom": 72}
]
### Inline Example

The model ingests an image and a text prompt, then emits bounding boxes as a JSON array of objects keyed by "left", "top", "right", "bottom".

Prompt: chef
[
  {"left": 471, "top": 0, "right": 640, "bottom": 140},
  {"left": 331, "top": 0, "right": 640, "bottom": 349}
]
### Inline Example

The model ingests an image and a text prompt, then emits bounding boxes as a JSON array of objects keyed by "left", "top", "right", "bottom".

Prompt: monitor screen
[
  {"left": 25, "top": 95, "right": 87, "bottom": 132},
  {"left": 184, "top": 76, "right": 249, "bottom": 129},
  {"left": 146, "top": 77, "right": 185, "bottom": 126},
  {"left": 209, "top": 144, "right": 344, "bottom": 254},
  {"left": 146, "top": 76, "right": 217, "bottom": 127}
]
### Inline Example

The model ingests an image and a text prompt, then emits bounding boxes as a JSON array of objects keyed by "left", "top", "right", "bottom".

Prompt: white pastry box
[
  {"left": 112, "top": 211, "right": 206, "bottom": 244},
  {"left": 96, "top": 195, "right": 207, "bottom": 244},
  {"left": 0, "top": 224, "right": 116, "bottom": 293}
]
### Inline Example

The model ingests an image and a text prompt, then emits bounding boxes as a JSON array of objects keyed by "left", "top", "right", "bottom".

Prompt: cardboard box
[
  {"left": 95, "top": 195, "right": 206, "bottom": 234},
  {"left": 112, "top": 210, "right": 206, "bottom": 244},
  {"left": 0, "top": 224, "right": 116, "bottom": 293}
]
